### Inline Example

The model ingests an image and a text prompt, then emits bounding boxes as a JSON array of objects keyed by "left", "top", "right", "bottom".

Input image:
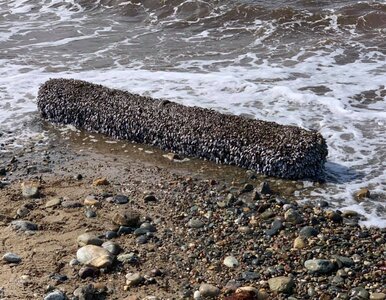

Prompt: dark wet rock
[
  {"left": 240, "top": 183, "right": 254, "bottom": 194},
  {"left": 259, "top": 181, "right": 272, "bottom": 195},
  {"left": 49, "top": 274, "right": 68, "bottom": 283},
  {"left": 136, "top": 235, "right": 149, "bottom": 244},
  {"left": 0, "top": 167, "right": 6, "bottom": 176},
  {"left": 134, "top": 227, "right": 150, "bottom": 236},
  {"left": 305, "top": 259, "right": 336, "bottom": 274},
  {"left": 79, "top": 266, "right": 100, "bottom": 279},
  {"left": 325, "top": 210, "right": 343, "bottom": 223},
  {"left": 317, "top": 200, "right": 329, "bottom": 208},
  {"left": 105, "top": 230, "right": 117, "bottom": 239},
  {"left": 332, "top": 256, "right": 354, "bottom": 268},
  {"left": 140, "top": 222, "right": 156, "bottom": 232},
  {"left": 102, "top": 241, "right": 122, "bottom": 255},
  {"left": 10, "top": 220, "right": 37, "bottom": 232},
  {"left": 265, "top": 219, "right": 283, "bottom": 236},
  {"left": 37, "top": 78, "right": 328, "bottom": 180},
  {"left": 117, "top": 226, "right": 133, "bottom": 235},
  {"left": 112, "top": 210, "right": 140, "bottom": 227},
  {"left": 299, "top": 226, "right": 318, "bottom": 237},
  {"left": 113, "top": 194, "right": 129, "bottom": 204},
  {"left": 268, "top": 276, "right": 295, "bottom": 294}
]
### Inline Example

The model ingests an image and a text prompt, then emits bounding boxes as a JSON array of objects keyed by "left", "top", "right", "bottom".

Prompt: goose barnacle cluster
[{"left": 37, "top": 78, "right": 328, "bottom": 180}]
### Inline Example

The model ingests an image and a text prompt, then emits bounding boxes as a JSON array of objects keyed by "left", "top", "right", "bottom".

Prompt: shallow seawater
[{"left": 0, "top": 0, "right": 385, "bottom": 226}]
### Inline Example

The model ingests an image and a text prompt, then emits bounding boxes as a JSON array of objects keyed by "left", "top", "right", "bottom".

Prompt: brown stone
[{"left": 93, "top": 178, "right": 109, "bottom": 186}]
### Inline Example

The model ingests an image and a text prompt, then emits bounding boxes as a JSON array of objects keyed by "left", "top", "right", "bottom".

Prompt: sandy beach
[{"left": 0, "top": 125, "right": 385, "bottom": 300}]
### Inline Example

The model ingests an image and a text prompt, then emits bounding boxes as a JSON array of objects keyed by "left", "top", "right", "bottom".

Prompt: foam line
[{"left": 37, "top": 78, "right": 328, "bottom": 179}]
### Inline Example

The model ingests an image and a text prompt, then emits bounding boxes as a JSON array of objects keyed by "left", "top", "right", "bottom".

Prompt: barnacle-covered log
[{"left": 37, "top": 78, "right": 328, "bottom": 179}]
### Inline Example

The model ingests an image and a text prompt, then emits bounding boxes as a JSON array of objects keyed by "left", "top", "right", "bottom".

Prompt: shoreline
[{"left": 0, "top": 127, "right": 385, "bottom": 299}]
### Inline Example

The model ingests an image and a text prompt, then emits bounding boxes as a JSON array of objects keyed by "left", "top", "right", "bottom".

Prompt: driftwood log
[{"left": 37, "top": 78, "right": 328, "bottom": 179}]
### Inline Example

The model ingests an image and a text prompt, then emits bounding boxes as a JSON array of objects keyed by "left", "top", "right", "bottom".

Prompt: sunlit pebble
[{"left": 37, "top": 78, "right": 328, "bottom": 180}]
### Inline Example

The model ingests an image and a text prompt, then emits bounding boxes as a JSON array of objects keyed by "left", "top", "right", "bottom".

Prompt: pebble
[
  {"left": 259, "top": 181, "right": 272, "bottom": 195},
  {"left": 304, "top": 259, "right": 336, "bottom": 274},
  {"left": 102, "top": 241, "right": 122, "bottom": 255},
  {"left": 112, "top": 210, "right": 140, "bottom": 227},
  {"left": 85, "top": 209, "right": 97, "bottom": 218},
  {"left": 2, "top": 252, "right": 21, "bottom": 263},
  {"left": 238, "top": 226, "right": 253, "bottom": 234},
  {"left": 332, "top": 256, "right": 354, "bottom": 268},
  {"left": 134, "top": 227, "right": 150, "bottom": 236},
  {"left": 136, "top": 235, "right": 148, "bottom": 244},
  {"left": 125, "top": 272, "right": 144, "bottom": 287},
  {"left": 259, "top": 210, "right": 275, "bottom": 220},
  {"left": 224, "top": 255, "right": 239, "bottom": 268},
  {"left": 105, "top": 231, "right": 118, "bottom": 239},
  {"left": 370, "top": 293, "right": 386, "bottom": 300},
  {"left": 117, "top": 253, "right": 139, "bottom": 264},
  {"left": 240, "top": 183, "right": 254, "bottom": 193},
  {"left": 43, "top": 290, "right": 66, "bottom": 300},
  {"left": 268, "top": 276, "right": 295, "bottom": 294},
  {"left": 284, "top": 208, "right": 303, "bottom": 224},
  {"left": 61, "top": 200, "right": 82, "bottom": 208},
  {"left": 45, "top": 198, "right": 62, "bottom": 208},
  {"left": 350, "top": 287, "right": 369, "bottom": 299},
  {"left": 194, "top": 291, "right": 202, "bottom": 300},
  {"left": 199, "top": 283, "right": 220, "bottom": 298},
  {"left": 93, "top": 177, "right": 109, "bottom": 186},
  {"left": 140, "top": 222, "right": 156, "bottom": 232},
  {"left": 293, "top": 237, "right": 307, "bottom": 249},
  {"left": 21, "top": 182, "right": 39, "bottom": 198},
  {"left": 113, "top": 194, "right": 129, "bottom": 204},
  {"left": 76, "top": 245, "right": 114, "bottom": 268},
  {"left": 325, "top": 210, "right": 343, "bottom": 223},
  {"left": 299, "top": 226, "right": 318, "bottom": 237},
  {"left": 84, "top": 196, "right": 101, "bottom": 207},
  {"left": 77, "top": 233, "right": 103, "bottom": 247},
  {"left": 187, "top": 218, "right": 205, "bottom": 229},
  {"left": 10, "top": 220, "right": 37, "bottom": 232},
  {"left": 78, "top": 266, "right": 100, "bottom": 279},
  {"left": 265, "top": 219, "right": 283, "bottom": 236}
]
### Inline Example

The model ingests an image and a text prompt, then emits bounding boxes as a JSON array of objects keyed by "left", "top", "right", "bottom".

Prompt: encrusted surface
[{"left": 37, "top": 78, "right": 328, "bottom": 179}]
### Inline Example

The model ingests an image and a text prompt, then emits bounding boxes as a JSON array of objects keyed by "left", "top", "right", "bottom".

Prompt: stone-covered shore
[{"left": 0, "top": 130, "right": 385, "bottom": 300}]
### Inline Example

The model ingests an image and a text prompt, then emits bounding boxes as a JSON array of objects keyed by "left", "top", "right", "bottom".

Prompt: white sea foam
[{"left": 0, "top": 0, "right": 385, "bottom": 226}]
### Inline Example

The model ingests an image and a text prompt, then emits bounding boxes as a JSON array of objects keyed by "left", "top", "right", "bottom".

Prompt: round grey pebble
[
  {"left": 2, "top": 252, "right": 21, "bottom": 263},
  {"left": 44, "top": 290, "right": 66, "bottom": 300}
]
